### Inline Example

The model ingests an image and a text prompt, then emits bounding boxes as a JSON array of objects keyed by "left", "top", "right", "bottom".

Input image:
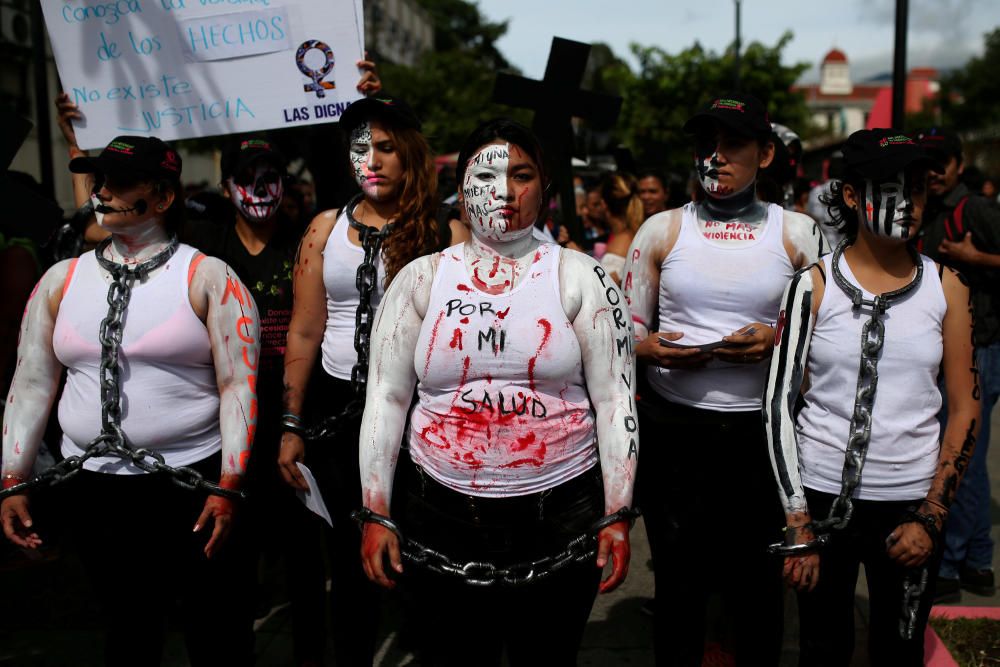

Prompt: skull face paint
[
  {"left": 462, "top": 142, "right": 539, "bottom": 243},
  {"left": 349, "top": 121, "right": 379, "bottom": 199},
  {"left": 696, "top": 151, "right": 727, "bottom": 196},
  {"left": 859, "top": 172, "right": 916, "bottom": 241},
  {"left": 229, "top": 162, "right": 283, "bottom": 223}
]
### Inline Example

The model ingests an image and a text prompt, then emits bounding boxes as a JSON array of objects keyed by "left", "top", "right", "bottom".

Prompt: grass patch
[{"left": 928, "top": 616, "right": 1000, "bottom": 666}]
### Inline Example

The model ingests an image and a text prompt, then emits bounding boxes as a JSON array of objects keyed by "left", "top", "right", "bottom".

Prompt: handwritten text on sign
[{"left": 42, "top": 1, "right": 365, "bottom": 149}]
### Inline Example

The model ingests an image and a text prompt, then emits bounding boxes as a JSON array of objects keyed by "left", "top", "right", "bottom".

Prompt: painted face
[
  {"left": 693, "top": 129, "right": 769, "bottom": 199},
  {"left": 91, "top": 172, "right": 159, "bottom": 231},
  {"left": 462, "top": 141, "right": 542, "bottom": 243},
  {"left": 348, "top": 120, "right": 403, "bottom": 201},
  {"left": 228, "top": 161, "right": 283, "bottom": 223},
  {"left": 858, "top": 171, "right": 925, "bottom": 241}
]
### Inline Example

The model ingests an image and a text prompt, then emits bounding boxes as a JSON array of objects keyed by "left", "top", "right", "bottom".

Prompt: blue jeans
[{"left": 940, "top": 341, "right": 999, "bottom": 578}]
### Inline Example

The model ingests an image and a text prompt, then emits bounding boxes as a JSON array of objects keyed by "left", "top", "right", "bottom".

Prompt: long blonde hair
[{"left": 601, "top": 172, "right": 644, "bottom": 233}]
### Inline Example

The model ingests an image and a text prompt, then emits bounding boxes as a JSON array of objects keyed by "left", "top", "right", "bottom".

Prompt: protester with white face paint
[
  {"left": 763, "top": 128, "right": 978, "bottom": 665},
  {"left": 621, "top": 92, "right": 825, "bottom": 666},
  {"left": 278, "top": 95, "right": 465, "bottom": 665},
  {"left": 356, "top": 119, "right": 638, "bottom": 665},
  {"left": 1, "top": 135, "right": 260, "bottom": 665}
]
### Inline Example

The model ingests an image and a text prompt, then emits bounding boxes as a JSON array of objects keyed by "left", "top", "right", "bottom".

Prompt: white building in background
[{"left": 364, "top": 0, "right": 434, "bottom": 67}]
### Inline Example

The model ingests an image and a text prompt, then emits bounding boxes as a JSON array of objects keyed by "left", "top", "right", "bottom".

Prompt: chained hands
[
  {"left": 886, "top": 520, "right": 936, "bottom": 568},
  {"left": 782, "top": 514, "right": 820, "bottom": 592},
  {"left": 635, "top": 332, "right": 711, "bottom": 369},
  {"left": 278, "top": 432, "right": 309, "bottom": 491},
  {"left": 713, "top": 323, "right": 775, "bottom": 364},
  {"left": 1, "top": 496, "right": 41, "bottom": 549},
  {"left": 361, "top": 522, "right": 403, "bottom": 589},
  {"left": 194, "top": 494, "right": 235, "bottom": 559},
  {"left": 596, "top": 520, "right": 630, "bottom": 593}
]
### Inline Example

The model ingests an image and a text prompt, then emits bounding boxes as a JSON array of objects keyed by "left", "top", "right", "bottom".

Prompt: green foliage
[
  {"left": 616, "top": 32, "right": 811, "bottom": 174},
  {"left": 928, "top": 616, "right": 1000, "bottom": 667},
  {"left": 938, "top": 27, "right": 1000, "bottom": 132}
]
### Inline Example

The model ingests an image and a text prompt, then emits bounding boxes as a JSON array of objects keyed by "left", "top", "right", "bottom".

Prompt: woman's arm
[
  {"left": 359, "top": 256, "right": 434, "bottom": 589},
  {"left": 278, "top": 210, "right": 337, "bottom": 490},
  {"left": 887, "top": 267, "right": 979, "bottom": 567},
  {"left": 761, "top": 264, "right": 823, "bottom": 590},
  {"left": 54, "top": 93, "right": 93, "bottom": 210},
  {"left": 564, "top": 251, "right": 638, "bottom": 593},
  {"left": 0, "top": 261, "right": 72, "bottom": 548},
  {"left": 622, "top": 211, "right": 710, "bottom": 369},
  {"left": 782, "top": 211, "right": 827, "bottom": 269},
  {"left": 190, "top": 256, "right": 260, "bottom": 558}
]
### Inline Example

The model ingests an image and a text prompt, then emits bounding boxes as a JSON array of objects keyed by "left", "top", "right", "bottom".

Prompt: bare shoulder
[
  {"left": 38, "top": 258, "right": 76, "bottom": 317},
  {"left": 303, "top": 208, "right": 340, "bottom": 245},
  {"left": 782, "top": 210, "right": 825, "bottom": 266},
  {"left": 391, "top": 253, "right": 440, "bottom": 318},
  {"left": 940, "top": 264, "right": 971, "bottom": 302},
  {"left": 635, "top": 208, "right": 683, "bottom": 262}
]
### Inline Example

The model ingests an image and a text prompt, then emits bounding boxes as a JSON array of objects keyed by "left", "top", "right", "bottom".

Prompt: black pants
[
  {"left": 243, "top": 395, "right": 326, "bottom": 665},
  {"left": 62, "top": 452, "right": 255, "bottom": 667},
  {"left": 637, "top": 393, "right": 785, "bottom": 667},
  {"left": 399, "top": 459, "right": 605, "bottom": 667},
  {"left": 797, "top": 488, "right": 942, "bottom": 667},
  {"left": 305, "top": 371, "right": 381, "bottom": 667}
]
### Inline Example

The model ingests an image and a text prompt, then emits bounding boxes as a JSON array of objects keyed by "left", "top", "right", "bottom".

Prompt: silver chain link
[
  {"left": 352, "top": 506, "right": 638, "bottom": 587},
  {"left": 304, "top": 194, "right": 393, "bottom": 442},
  {"left": 1, "top": 237, "right": 244, "bottom": 503}
]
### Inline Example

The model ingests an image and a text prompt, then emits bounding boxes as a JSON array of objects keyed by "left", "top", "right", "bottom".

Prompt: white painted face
[
  {"left": 349, "top": 121, "right": 378, "bottom": 198},
  {"left": 462, "top": 142, "right": 535, "bottom": 243},
  {"left": 860, "top": 172, "right": 913, "bottom": 241},
  {"left": 91, "top": 193, "right": 105, "bottom": 227},
  {"left": 697, "top": 151, "right": 726, "bottom": 196},
  {"left": 228, "top": 162, "right": 283, "bottom": 223}
]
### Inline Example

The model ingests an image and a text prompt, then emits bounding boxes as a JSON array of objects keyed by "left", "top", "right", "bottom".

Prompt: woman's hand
[
  {"left": 886, "top": 521, "right": 935, "bottom": 568},
  {"left": 278, "top": 432, "right": 309, "bottom": 491},
  {"left": 361, "top": 522, "right": 403, "bottom": 589},
  {"left": 356, "top": 52, "right": 382, "bottom": 97},
  {"left": 781, "top": 520, "right": 820, "bottom": 592},
  {"left": 1, "top": 496, "right": 41, "bottom": 549},
  {"left": 713, "top": 323, "right": 775, "bottom": 364},
  {"left": 54, "top": 92, "right": 83, "bottom": 151},
  {"left": 635, "top": 332, "right": 711, "bottom": 369},
  {"left": 193, "top": 496, "right": 234, "bottom": 558},
  {"left": 596, "top": 520, "right": 630, "bottom": 593}
]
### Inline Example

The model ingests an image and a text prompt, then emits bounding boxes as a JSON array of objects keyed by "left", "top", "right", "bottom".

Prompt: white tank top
[
  {"left": 408, "top": 243, "right": 598, "bottom": 497},
  {"left": 321, "top": 209, "right": 387, "bottom": 380},
  {"left": 54, "top": 244, "right": 221, "bottom": 474},
  {"left": 648, "top": 202, "right": 793, "bottom": 411},
  {"left": 797, "top": 252, "right": 945, "bottom": 501}
]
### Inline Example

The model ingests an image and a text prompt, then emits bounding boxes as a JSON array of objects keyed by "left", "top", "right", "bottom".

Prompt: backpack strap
[{"left": 944, "top": 195, "right": 970, "bottom": 241}]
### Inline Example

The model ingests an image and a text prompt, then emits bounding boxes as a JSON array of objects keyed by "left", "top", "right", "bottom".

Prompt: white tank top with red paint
[
  {"left": 53, "top": 244, "right": 222, "bottom": 474},
  {"left": 408, "top": 243, "right": 598, "bottom": 497}
]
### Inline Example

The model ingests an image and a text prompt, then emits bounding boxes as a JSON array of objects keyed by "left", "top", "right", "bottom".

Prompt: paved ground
[{"left": 2, "top": 407, "right": 998, "bottom": 666}]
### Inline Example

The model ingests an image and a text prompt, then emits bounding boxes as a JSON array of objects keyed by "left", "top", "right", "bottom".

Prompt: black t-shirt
[{"left": 180, "top": 217, "right": 300, "bottom": 411}]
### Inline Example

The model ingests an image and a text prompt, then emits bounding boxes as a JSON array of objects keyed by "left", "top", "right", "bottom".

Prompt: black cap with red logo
[
  {"left": 684, "top": 93, "right": 772, "bottom": 142},
  {"left": 70, "top": 135, "right": 182, "bottom": 181}
]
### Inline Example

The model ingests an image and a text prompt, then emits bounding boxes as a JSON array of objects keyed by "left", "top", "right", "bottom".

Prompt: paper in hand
[{"left": 295, "top": 462, "right": 333, "bottom": 528}]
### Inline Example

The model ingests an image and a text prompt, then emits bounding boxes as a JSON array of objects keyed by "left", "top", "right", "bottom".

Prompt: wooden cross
[{"left": 494, "top": 37, "right": 622, "bottom": 242}]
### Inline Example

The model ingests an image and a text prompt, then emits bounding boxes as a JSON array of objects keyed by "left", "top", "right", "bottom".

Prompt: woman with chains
[
  {"left": 0, "top": 136, "right": 260, "bottom": 665},
  {"left": 278, "top": 94, "right": 466, "bottom": 665},
  {"left": 356, "top": 119, "right": 637, "bottom": 666},
  {"left": 621, "top": 92, "right": 826, "bottom": 666},
  {"left": 598, "top": 171, "right": 644, "bottom": 285},
  {"left": 763, "top": 129, "right": 979, "bottom": 665}
]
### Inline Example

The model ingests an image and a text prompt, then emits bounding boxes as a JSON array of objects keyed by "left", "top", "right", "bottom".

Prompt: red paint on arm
[
  {"left": 423, "top": 311, "right": 446, "bottom": 376},
  {"left": 187, "top": 253, "right": 206, "bottom": 288},
  {"left": 221, "top": 276, "right": 246, "bottom": 306},
  {"left": 61, "top": 258, "right": 79, "bottom": 299}
]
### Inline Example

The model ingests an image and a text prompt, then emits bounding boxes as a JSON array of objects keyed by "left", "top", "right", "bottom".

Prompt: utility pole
[
  {"left": 733, "top": 0, "right": 742, "bottom": 91},
  {"left": 891, "top": 0, "right": 908, "bottom": 129}
]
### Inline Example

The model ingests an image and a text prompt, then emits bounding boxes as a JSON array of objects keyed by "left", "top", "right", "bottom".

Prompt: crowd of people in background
[{"left": 0, "top": 55, "right": 998, "bottom": 667}]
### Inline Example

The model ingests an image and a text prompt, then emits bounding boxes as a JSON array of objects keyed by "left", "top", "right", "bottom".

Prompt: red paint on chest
[
  {"left": 526, "top": 318, "right": 553, "bottom": 392},
  {"left": 460, "top": 317, "right": 470, "bottom": 324},
  {"left": 457, "top": 283, "right": 473, "bottom": 292},
  {"left": 449, "top": 328, "right": 464, "bottom": 350},
  {"left": 488, "top": 255, "right": 501, "bottom": 278}
]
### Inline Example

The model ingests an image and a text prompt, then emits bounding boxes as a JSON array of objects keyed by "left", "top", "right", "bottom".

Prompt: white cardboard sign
[{"left": 42, "top": 0, "right": 365, "bottom": 149}]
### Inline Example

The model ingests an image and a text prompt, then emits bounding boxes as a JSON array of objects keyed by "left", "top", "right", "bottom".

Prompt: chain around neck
[
  {"left": 347, "top": 194, "right": 396, "bottom": 235},
  {"left": 96, "top": 235, "right": 180, "bottom": 280},
  {"left": 830, "top": 238, "right": 923, "bottom": 312}
]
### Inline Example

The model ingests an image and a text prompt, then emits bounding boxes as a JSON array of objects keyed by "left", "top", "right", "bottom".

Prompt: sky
[{"left": 476, "top": 0, "right": 1000, "bottom": 84}]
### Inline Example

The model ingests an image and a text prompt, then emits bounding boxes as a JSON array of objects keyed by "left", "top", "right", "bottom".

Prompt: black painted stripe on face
[
  {"left": 883, "top": 193, "right": 897, "bottom": 236},
  {"left": 868, "top": 180, "right": 883, "bottom": 236}
]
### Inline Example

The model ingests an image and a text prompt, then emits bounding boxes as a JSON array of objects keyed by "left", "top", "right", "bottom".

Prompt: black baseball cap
[
  {"left": 842, "top": 129, "right": 943, "bottom": 181},
  {"left": 220, "top": 136, "right": 285, "bottom": 180},
  {"left": 339, "top": 94, "right": 421, "bottom": 134},
  {"left": 683, "top": 93, "right": 772, "bottom": 142},
  {"left": 70, "top": 136, "right": 181, "bottom": 180},
  {"left": 916, "top": 127, "right": 963, "bottom": 163}
]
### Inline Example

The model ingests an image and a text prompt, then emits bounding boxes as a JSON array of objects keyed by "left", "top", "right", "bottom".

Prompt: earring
[{"left": 157, "top": 204, "right": 164, "bottom": 211}]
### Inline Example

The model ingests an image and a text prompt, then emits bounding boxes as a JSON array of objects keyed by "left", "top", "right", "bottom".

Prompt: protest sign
[{"left": 42, "top": 1, "right": 365, "bottom": 149}]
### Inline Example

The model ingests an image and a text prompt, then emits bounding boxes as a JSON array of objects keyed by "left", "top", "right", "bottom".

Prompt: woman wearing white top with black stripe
[{"left": 763, "top": 129, "right": 979, "bottom": 665}]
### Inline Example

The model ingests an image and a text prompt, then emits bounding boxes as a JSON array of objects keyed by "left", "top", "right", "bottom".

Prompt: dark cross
[{"left": 494, "top": 37, "right": 622, "bottom": 243}]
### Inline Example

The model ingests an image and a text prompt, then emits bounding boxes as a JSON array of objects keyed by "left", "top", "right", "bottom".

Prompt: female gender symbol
[{"left": 296, "top": 40, "right": 336, "bottom": 98}]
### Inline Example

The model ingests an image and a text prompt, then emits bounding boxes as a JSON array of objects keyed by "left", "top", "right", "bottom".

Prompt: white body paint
[
  {"left": 862, "top": 173, "right": 913, "bottom": 241},
  {"left": 349, "top": 122, "right": 381, "bottom": 200},
  {"left": 228, "top": 162, "right": 283, "bottom": 223},
  {"left": 2, "top": 231, "right": 260, "bottom": 485},
  {"left": 462, "top": 143, "right": 534, "bottom": 243}
]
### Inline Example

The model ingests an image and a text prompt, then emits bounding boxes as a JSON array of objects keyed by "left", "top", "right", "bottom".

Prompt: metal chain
[
  {"left": 304, "top": 194, "right": 393, "bottom": 442},
  {"left": 1, "top": 237, "right": 244, "bottom": 503},
  {"left": 352, "top": 506, "right": 639, "bottom": 587}
]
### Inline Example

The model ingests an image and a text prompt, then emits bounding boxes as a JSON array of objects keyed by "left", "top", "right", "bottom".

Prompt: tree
[
  {"left": 937, "top": 27, "right": 1000, "bottom": 133},
  {"left": 614, "top": 32, "right": 811, "bottom": 176}
]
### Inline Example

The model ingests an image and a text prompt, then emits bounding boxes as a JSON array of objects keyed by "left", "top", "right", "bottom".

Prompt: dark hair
[
  {"left": 155, "top": 176, "right": 186, "bottom": 235},
  {"left": 820, "top": 175, "right": 863, "bottom": 239},
  {"left": 637, "top": 169, "right": 669, "bottom": 191},
  {"left": 456, "top": 118, "right": 549, "bottom": 194},
  {"left": 600, "top": 172, "right": 644, "bottom": 233}
]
